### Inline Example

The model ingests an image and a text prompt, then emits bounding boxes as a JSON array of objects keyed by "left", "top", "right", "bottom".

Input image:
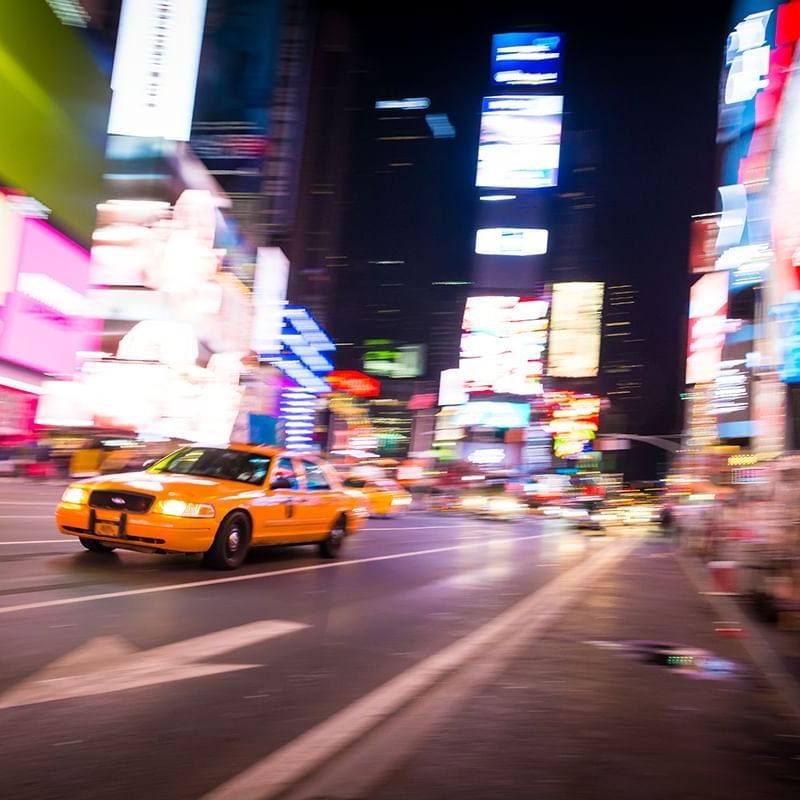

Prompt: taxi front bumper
[{"left": 56, "top": 503, "right": 216, "bottom": 553}]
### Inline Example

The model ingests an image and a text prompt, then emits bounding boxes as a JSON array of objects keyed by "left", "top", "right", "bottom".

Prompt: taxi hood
[{"left": 87, "top": 471, "right": 262, "bottom": 501}]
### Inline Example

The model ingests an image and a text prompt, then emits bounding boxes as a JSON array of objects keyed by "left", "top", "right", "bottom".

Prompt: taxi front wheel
[
  {"left": 204, "top": 512, "right": 251, "bottom": 570},
  {"left": 319, "top": 516, "right": 347, "bottom": 559},
  {"left": 79, "top": 537, "right": 116, "bottom": 554}
]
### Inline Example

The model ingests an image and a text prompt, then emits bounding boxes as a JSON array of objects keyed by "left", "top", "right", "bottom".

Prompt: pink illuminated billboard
[
  {"left": 685, "top": 271, "right": 729, "bottom": 385},
  {"left": 0, "top": 218, "right": 98, "bottom": 376}
]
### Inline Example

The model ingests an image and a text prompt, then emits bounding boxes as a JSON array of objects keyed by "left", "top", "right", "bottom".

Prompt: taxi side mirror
[{"left": 270, "top": 476, "right": 294, "bottom": 490}]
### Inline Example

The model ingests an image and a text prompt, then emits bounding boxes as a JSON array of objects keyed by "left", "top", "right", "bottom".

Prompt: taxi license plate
[{"left": 96, "top": 521, "right": 119, "bottom": 537}]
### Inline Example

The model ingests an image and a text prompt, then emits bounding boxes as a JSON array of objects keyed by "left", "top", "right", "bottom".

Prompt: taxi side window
[
  {"left": 302, "top": 460, "right": 330, "bottom": 491},
  {"left": 273, "top": 457, "right": 299, "bottom": 490}
]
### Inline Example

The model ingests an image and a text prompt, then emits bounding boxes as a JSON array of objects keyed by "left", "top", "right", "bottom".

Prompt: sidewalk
[{"left": 371, "top": 537, "right": 800, "bottom": 800}]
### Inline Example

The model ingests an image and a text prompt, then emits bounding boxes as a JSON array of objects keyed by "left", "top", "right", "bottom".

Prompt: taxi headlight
[
  {"left": 61, "top": 485, "right": 90, "bottom": 505},
  {"left": 461, "top": 496, "right": 486, "bottom": 509},
  {"left": 391, "top": 495, "right": 413, "bottom": 506},
  {"left": 154, "top": 499, "right": 215, "bottom": 519},
  {"left": 490, "top": 497, "right": 521, "bottom": 513}
]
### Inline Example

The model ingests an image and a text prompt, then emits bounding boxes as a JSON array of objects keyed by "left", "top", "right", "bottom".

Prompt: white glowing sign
[
  {"left": 475, "top": 228, "right": 549, "bottom": 256},
  {"left": 459, "top": 296, "right": 549, "bottom": 396},
  {"left": 724, "top": 10, "right": 772, "bottom": 105},
  {"left": 467, "top": 447, "right": 506, "bottom": 466},
  {"left": 375, "top": 98, "right": 430, "bottom": 110},
  {"left": 16, "top": 272, "right": 89, "bottom": 317},
  {"left": 117, "top": 320, "right": 199, "bottom": 368},
  {"left": 476, "top": 95, "right": 563, "bottom": 189},
  {"left": 251, "top": 247, "right": 289, "bottom": 356},
  {"left": 108, "top": 0, "right": 208, "bottom": 141},
  {"left": 438, "top": 368, "right": 468, "bottom": 407},
  {"left": 547, "top": 282, "right": 604, "bottom": 378}
]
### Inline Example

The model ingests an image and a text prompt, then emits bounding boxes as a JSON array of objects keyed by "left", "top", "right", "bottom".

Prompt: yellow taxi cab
[
  {"left": 56, "top": 445, "right": 368, "bottom": 569},
  {"left": 342, "top": 476, "right": 413, "bottom": 517}
]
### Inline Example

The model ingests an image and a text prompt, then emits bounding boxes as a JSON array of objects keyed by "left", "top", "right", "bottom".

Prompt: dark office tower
[
  {"left": 550, "top": 129, "right": 602, "bottom": 282},
  {"left": 330, "top": 11, "right": 477, "bottom": 384},
  {"left": 600, "top": 283, "right": 646, "bottom": 432},
  {"left": 279, "top": 8, "right": 356, "bottom": 329}
]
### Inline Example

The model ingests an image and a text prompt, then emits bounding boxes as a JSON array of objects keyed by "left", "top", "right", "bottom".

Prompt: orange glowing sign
[{"left": 326, "top": 370, "right": 380, "bottom": 398}]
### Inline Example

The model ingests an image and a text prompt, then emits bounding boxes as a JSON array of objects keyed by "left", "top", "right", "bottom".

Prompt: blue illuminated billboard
[
  {"left": 456, "top": 401, "right": 531, "bottom": 429},
  {"left": 476, "top": 95, "right": 563, "bottom": 189},
  {"left": 491, "top": 32, "right": 563, "bottom": 87}
]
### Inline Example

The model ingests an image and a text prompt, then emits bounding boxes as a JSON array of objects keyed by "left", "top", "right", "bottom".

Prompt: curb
[{"left": 676, "top": 551, "right": 800, "bottom": 727}]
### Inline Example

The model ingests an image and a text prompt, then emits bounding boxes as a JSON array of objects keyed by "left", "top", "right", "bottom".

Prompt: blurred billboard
[
  {"left": 689, "top": 215, "right": 720, "bottom": 274},
  {"left": 491, "top": 32, "right": 563, "bottom": 87},
  {"left": 0, "top": 218, "right": 98, "bottom": 376},
  {"left": 459, "top": 295, "right": 549, "bottom": 396},
  {"left": 363, "top": 341, "right": 425, "bottom": 378},
  {"left": 686, "top": 272, "right": 730, "bottom": 385},
  {"left": 713, "top": 325, "right": 754, "bottom": 440},
  {"left": 542, "top": 392, "right": 600, "bottom": 460},
  {"left": 455, "top": 401, "right": 531, "bottom": 428},
  {"left": 547, "top": 282, "right": 604, "bottom": 377},
  {"left": 108, "top": 0, "right": 208, "bottom": 141},
  {"left": 0, "top": 2, "right": 109, "bottom": 241},
  {"left": 475, "top": 95, "right": 563, "bottom": 189},
  {"left": 475, "top": 227, "right": 548, "bottom": 256},
  {"left": 438, "top": 368, "right": 468, "bottom": 406}
]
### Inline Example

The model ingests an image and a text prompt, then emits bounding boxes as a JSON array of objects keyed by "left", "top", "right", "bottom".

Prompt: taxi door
[
  {"left": 291, "top": 458, "right": 338, "bottom": 538},
  {"left": 249, "top": 456, "right": 303, "bottom": 545}
]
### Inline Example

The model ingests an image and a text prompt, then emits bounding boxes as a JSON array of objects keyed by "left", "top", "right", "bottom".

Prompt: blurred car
[
  {"left": 563, "top": 499, "right": 613, "bottom": 533},
  {"left": 56, "top": 445, "right": 368, "bottom": 569},
  {"left": 460, "top": 492, "right": 527, "bottom": 521},
  {"left": 342, "top": 476, "right": 413, "bottom": 516}
]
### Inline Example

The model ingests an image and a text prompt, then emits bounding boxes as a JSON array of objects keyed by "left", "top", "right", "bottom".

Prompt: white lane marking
[
  {"left": 360, "top": 524, "right": 490, "bottom": 531},
  {"left": 0, "top": 501, "right": 56, "bottom": 506},
  {"left": 0, "top": 534, "right": 546, "bottom": 616},
  {"left": 0, "top": 523, "right": 501, "bottom": 546},
  {"left": 0, "top": 540, "right": 66, "bottom": 545},
  {"left": 203, "top": 536, "right": 640, "bottom": 800},
  {"left": 0, "top": 620, "right": 307, "bottom": 710},
  {"left": 0, "top": 515, "right": 54, "bottom": 519}
]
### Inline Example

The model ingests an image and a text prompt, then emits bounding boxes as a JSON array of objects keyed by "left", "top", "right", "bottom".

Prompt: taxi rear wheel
[
  {"left": 319, "top": 516, "right": 346, "bottom": 559},
  {"left": 79, "top": 537, "right": 116, "bottom": 554},
  {"left": 203, "top": 512, "right": 251, "bottom": 570}
]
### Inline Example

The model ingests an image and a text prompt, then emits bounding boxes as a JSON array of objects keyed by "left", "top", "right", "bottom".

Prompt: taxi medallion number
[{"left": 96, "top": 522, "right": 118, "bottom": 537}]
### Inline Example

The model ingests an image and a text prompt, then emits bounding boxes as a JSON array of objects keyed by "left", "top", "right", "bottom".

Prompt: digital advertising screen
[
  {"left": 455, "top": 401, "right": 531, "bottom": 429},
  {"left": 475, "top": 228, "right": 549, "bottom": 256},
  {"left": 686, "top": 271, "right": 730, "bottom": 385},
  {"left": 547, "top": 282, "right": 604, "bottom": 378},
  {"left": 491, "top": 32, "right": 563, "bottom": 87},
  {"left": 713, "top": 325, "right": 754, "bottom": 440},
  {"left": 363, "top": 341, "right": 426, "bottom": 378},
  {"left": 459, "top": 295, "right": 549, "bottom": 396},
  {"left": 0, "top": 218, "right": 98, "bottom": 376},
  {"left": 476, "top": 95, "right": 563, "bottom": 189}
]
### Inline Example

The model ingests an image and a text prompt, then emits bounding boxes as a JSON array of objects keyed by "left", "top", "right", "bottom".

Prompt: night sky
[{"left": 333, "top": 0, "right": 733, "bottom": 439}]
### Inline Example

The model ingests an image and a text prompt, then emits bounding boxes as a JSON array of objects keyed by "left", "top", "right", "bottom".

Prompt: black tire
[
  {"left": 79, "top": 537, "right": 116, "bottom": 553},
  {"left": 203, "top": 512, "right": 251, "bottom": 570},
  {"left": 319, "top": 516, "right": 347, "bottom": 559}
]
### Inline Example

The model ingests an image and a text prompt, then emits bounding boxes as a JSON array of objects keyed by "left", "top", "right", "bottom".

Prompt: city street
[
  {"left": 0, "top": 481, "right": 797, "bottom": 800},
  {"left": 0, "top": 481, "right": 606, "bottom": 799}
]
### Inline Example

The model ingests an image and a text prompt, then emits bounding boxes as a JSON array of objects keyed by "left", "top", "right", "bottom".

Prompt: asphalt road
[{"left": 0, "top": 480, "right": 603, "bottom": 800}]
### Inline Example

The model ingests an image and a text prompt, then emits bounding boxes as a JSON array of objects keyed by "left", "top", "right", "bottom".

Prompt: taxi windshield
[{"left": 150, "top": 447, "right": 272, "bottom": 486}]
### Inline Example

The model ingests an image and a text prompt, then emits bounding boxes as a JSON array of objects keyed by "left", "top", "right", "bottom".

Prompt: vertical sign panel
[
  {"left": 108, "top": 0, "right": 208, "bottom": 140},
  {"left": 547, "top": 282, "right": 604, "bottom": 377}
]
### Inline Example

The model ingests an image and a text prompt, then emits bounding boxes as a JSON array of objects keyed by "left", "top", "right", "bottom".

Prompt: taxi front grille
[{"left": 89, "top": 490, "right": 155, "bottom": 514}]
